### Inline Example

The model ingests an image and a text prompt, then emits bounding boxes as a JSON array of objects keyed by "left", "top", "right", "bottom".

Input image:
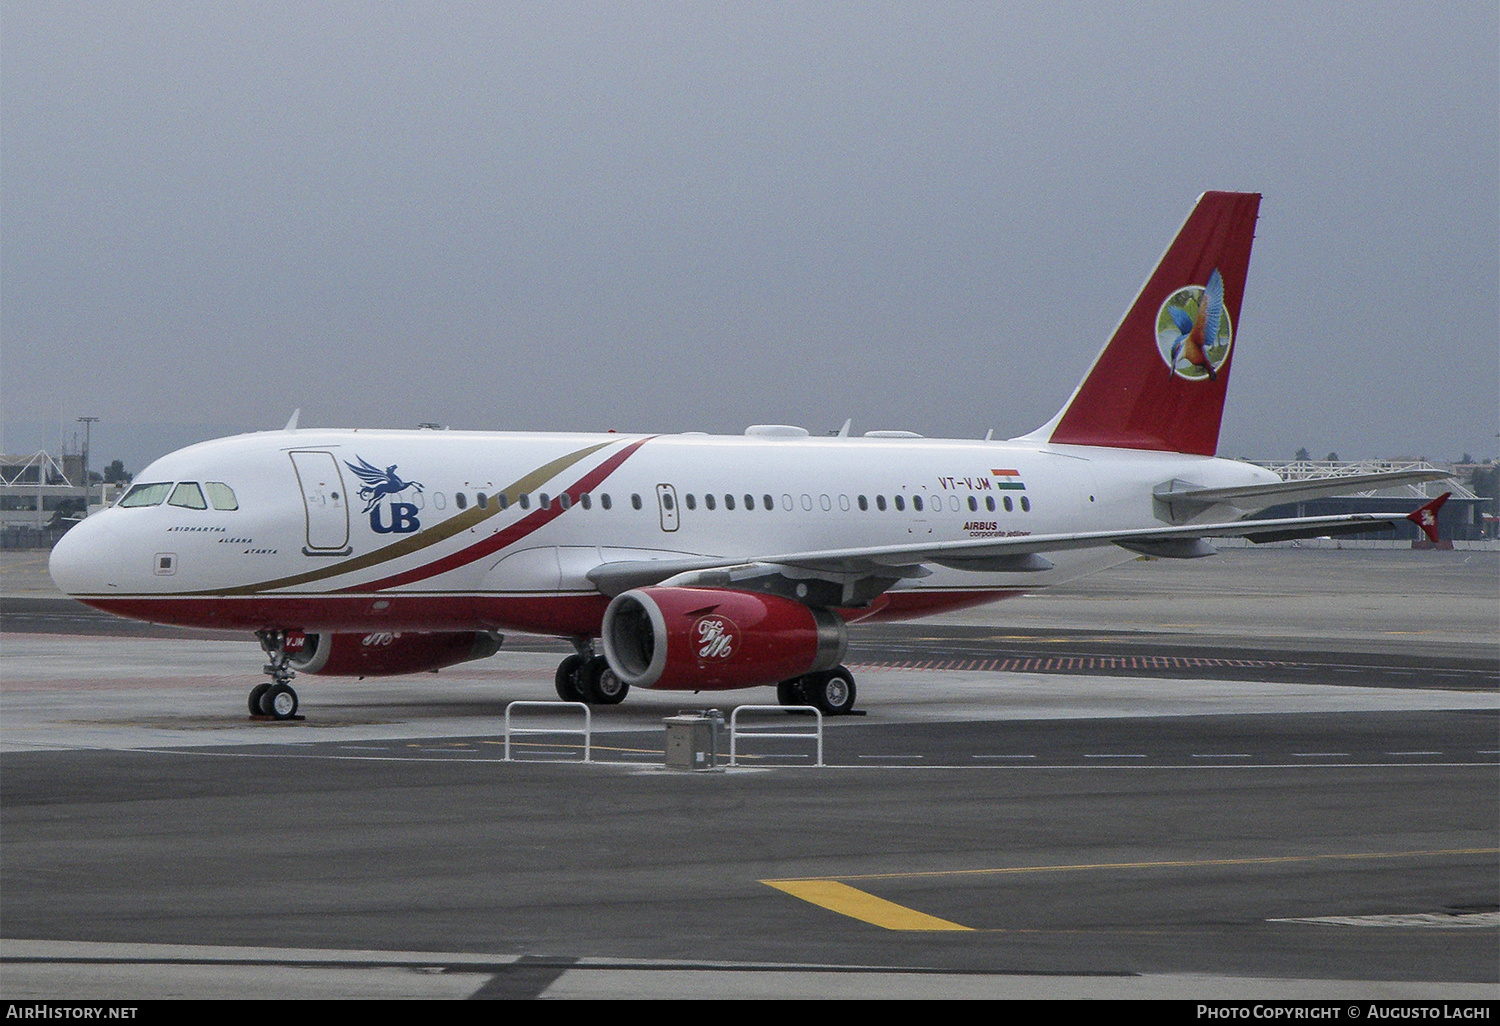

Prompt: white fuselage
[{"left": 48, "top": 428, "right": 1276, "bottom": 635}]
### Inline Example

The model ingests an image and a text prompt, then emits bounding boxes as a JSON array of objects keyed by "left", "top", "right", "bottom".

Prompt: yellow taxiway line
[
  {"left": 763, "top": 847, "right": 1498, "bottom": 931},
  {"left": 762, "top": 880, "right": 971, "bottom": 931}
]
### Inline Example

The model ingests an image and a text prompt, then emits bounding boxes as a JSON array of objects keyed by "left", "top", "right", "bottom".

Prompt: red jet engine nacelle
[
  {"left": 285, "top": 630, "right": 503, "bottom": 677},
  {"left": 600, "top": 586, "right": 847, "bottom": 691}
]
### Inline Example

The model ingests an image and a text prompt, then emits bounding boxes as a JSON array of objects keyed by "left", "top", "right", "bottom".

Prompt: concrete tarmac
[{"left": 1, "top": 546, "right": 1496, "bottom": 1000}]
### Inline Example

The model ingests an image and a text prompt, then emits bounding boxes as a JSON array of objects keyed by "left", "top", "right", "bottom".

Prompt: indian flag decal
[{"left": 991, "top": 469, "right": 1026, "bottom": 491}]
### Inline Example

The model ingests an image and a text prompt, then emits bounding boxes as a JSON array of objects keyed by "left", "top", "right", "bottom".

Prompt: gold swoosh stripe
[{"left": 198, "top": 441, "right": 614, "bottom": 596}]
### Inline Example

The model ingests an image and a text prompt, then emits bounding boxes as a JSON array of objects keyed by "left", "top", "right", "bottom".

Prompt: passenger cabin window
[
  {"left": 685, "top": 494, "right": 696, "bottom": 510},
  {"left": 912, "top": 496, "right": 923, "bottom": 512},
  {"left": 1021, "top": 496, "right": 1032, "bottom": 512},
  {"left": 477, "top": 492, "right": 488, "bottom": 509},
  {"left": 455, "top": 492, "right": 468, "bottom": 510},
  {"left": 205, "top": 482, "right": 239, "bottom": 510},
  {"left": 168, "top": 482, "right": 207, "bottom": 510},
  {"left": 601, "top": 494, "right": 613, "bottom": 510},
  {"left": 763, "top": 494, "right": 774, "bottom": 511},
  {"left": 986, "top": 496, "right": 996, "bottom": 512},
  {"left": 118, "top": 482, "right": 172, "bottom": 507},
  {"left": 580, "top": 493, "right": 591, "bottom": 510},
  {"left": 631, "top": 494, "right": 642, "bottom": 510},
  {"left": 518, "top": 493, "right": 530, "bottom": 509},
  {"left": 705, "top": 494, "right": 716, "bottom": 511}
]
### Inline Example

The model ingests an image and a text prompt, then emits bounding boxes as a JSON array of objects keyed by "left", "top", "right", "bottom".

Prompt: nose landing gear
[{"left": 251, "top": 629, "right": 302, "bottom": 720}]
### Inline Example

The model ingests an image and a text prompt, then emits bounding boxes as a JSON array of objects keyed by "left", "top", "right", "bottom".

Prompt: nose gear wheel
[{"left": 252, "top": 629, "right": 302, "bottom": 720}]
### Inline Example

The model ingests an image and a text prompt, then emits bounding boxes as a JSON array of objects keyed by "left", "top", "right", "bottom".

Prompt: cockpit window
[
  {"left": 205, "top": 482, "right": 239, "bottom": 510},
  {"left": 118, "top": 482, "right": 172, "bottom": 507},
  {"left": 168, "top": 482, "right": 207, "bottom": 510}
]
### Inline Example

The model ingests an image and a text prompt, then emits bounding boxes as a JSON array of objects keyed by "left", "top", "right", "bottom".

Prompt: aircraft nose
[{"left": 48, "top": 513, "right": 118, "bottom": 596}]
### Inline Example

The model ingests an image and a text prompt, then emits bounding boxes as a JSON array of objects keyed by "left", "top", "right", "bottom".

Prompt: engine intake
[
  {"left": 285, "top": 630, "right": 502, "bottom": 677},
  {"left": 601, "top": 587, "right": 846, "bottom": 691}
]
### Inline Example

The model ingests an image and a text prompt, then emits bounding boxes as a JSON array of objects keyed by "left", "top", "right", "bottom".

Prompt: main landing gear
[
  {"left": 552, "top": 643, "right": 856, "bottom": 714},
  {"left": 555, "top": 640, "right": 630, "bottom": 706},
  {"left": 777, "top": 665, "right": 858, "bottom": 716},
  {"left": 250, "top": 629, "right": 301, "bottom": 720}
]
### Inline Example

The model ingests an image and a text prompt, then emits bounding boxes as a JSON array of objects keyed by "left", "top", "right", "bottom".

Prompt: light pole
[{"left": 77, "top": 417, "right": 99, "bottom": 510}]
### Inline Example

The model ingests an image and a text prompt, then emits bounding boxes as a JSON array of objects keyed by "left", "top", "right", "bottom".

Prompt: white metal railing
[
  {"left": 503, "top": 701, "right": 592, "bottom": 763},
  {"left": 729, "top": 704, "right": 823, "bottom": 767}
]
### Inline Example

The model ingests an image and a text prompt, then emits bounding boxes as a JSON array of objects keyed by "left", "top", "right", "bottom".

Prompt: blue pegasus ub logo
[{"left": 345, "top": 456, "right": 424, "bottom": 534}]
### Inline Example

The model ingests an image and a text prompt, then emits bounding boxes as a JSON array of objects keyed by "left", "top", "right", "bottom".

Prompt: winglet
[{"left": 1406, "top": 492, "right": 1449, "bottom": 544}]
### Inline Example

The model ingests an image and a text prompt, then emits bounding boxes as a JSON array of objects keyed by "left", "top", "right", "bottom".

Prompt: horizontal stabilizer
[{"left": 1155, "top": 469, "right": 1453, "bottom": 515}]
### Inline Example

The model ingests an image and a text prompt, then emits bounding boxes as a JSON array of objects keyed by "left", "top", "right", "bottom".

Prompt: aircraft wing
[
  {"left": 1154, "top": 469, "right": 1452, "bottom": 515},
  {"left": 587, "top": 496, "right": 1449, "bottom": 606}
]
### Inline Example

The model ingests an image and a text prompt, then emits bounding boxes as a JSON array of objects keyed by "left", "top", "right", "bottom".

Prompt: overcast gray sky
[{"left": 3, "top": 2, "right": 1496, "bottom": 473}]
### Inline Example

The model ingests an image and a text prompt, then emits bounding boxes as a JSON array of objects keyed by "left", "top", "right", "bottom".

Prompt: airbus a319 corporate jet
[{"left": 49, "top": 193, "right": 1450, "bottom": 720}]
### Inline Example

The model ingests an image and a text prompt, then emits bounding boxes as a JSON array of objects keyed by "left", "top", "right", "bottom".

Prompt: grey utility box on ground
[{"left": 664, "top": 711, "right": 723, "bottom": 770}]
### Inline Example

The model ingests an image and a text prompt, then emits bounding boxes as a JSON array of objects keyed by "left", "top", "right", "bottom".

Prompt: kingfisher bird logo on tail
[
  {"left": 1038, "top": 191, "right": 1260, "bottom": 456},
  {"left": 1160, "top": 268, "right": 1230, "bottom": 381}
]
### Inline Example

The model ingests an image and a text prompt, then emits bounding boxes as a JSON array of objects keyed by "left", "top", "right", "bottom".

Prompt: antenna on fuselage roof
[
  {"left": 985, "top": 429, "right": 994, "bottom": 441},
  {"left": 283, "top": 408, "right": 301, "bottom": 431},
  {"left": 837, "top": 418, "right": 851, "bottom": 437}
]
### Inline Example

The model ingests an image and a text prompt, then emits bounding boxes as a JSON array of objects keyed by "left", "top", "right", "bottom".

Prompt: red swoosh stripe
[{"left": 345, "top": 437, "right": 651, "bottom": 592}]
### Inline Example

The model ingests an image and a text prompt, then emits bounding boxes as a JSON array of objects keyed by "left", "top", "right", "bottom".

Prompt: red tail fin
[{"left": 1041, "top": 191, "right": 1261, "bottom": 456}]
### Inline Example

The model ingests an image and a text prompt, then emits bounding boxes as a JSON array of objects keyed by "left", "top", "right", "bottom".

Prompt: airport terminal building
[{"left": 0, "top": 451, "right": 120, "bottom": 548}]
